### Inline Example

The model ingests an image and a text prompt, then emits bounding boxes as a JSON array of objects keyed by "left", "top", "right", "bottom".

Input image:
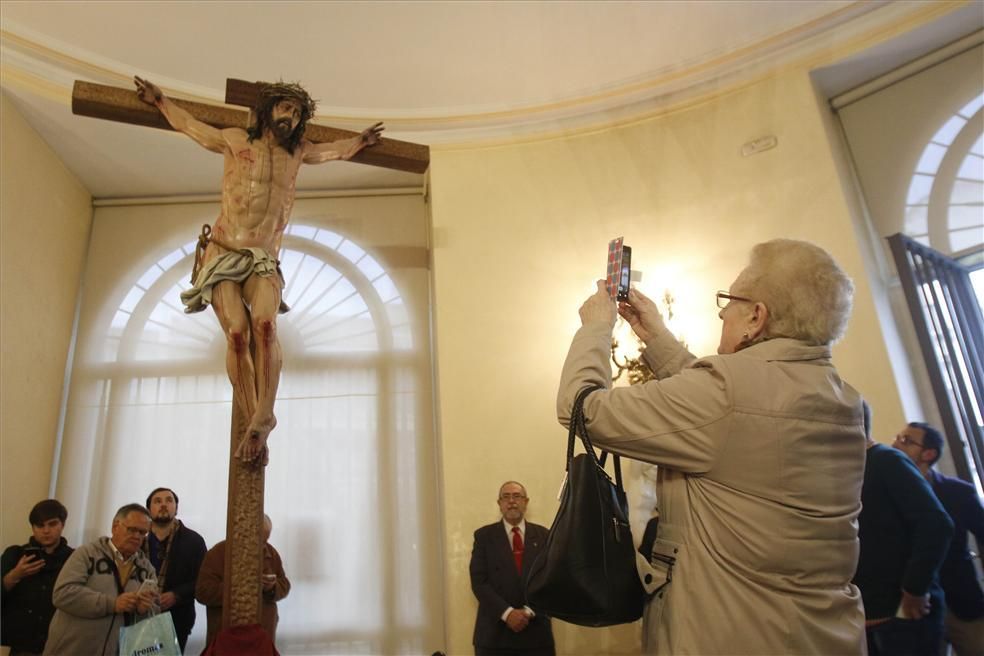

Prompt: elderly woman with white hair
[{"left": 557, "top": 239, "right": 867, "bottom": 655}]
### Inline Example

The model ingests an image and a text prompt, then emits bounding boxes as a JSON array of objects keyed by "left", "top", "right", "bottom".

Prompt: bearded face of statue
[
  {"left": 248, "top": 83, "right": 315, "bottom": 154},
  {"left": 270, "top": 98, "right": 302, "bottom": 144}
]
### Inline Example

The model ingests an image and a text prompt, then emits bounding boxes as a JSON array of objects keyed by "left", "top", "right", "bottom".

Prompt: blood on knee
[
  {"left": 254, "top": 318, "right": 277, "bottom": 343},
  {"left": 227, "top": 329, "right": 249, "bottom": 353}
]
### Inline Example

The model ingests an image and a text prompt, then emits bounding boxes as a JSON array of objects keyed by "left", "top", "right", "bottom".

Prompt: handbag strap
[
  {"left": 597, "top": 452, "right": 625, "bottom": 489},
  {"left": 566, "top": 385, "right": 602, "bottom": 465},
  {"left": 598, "top": 450, "right": 625, "bottom": 491},
  {"left": 566, "top": 384, "right": 627, "bottom": 494}
]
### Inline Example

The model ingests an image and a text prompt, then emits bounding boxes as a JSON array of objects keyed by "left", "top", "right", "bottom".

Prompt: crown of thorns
[{"left": 258, "top": 81, "right": 317, "bottom": 119}]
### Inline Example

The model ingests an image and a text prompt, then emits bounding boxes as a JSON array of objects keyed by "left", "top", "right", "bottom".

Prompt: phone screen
[{"left": 618, "top": 246, "right": 632, "bottom": 301}]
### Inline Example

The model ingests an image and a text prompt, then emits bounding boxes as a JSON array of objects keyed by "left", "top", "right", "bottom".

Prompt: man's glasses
[
  {"left": 716, "top": 291, "right": 754, "bottom": 309},
  {"left": 499, "top": 494, "right": 527, "bottom": 502},
  {"left": 124, "top": 526, "right": 149, "bottom": 537},
  {"left": 897, "top": 435, "right": 927, "bottom": 449}
]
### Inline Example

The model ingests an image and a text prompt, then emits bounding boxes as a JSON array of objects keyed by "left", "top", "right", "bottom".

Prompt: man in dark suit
[
  {"left": 894, "top": 423, "right": 984, "bottom": 656},
  {"left": 470, "top": 481, "right": 554, "bottom": 656}
]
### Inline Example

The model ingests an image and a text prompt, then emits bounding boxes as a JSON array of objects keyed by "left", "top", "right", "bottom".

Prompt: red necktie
[{"left": 512, "top": 526, "right": 524, "bottom": 572}]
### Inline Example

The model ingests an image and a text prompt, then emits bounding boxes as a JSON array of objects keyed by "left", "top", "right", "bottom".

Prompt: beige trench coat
[{"left": 557, "top": 322, "right": 867, "bottom": 655}]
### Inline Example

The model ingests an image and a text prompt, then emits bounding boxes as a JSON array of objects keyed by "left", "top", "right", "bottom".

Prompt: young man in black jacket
[
  {"left": 145, "top": 487, "right": 208, "bottom": 652},
  {"left": 1, "top": 499, "right": 74, "bottom": 654}
]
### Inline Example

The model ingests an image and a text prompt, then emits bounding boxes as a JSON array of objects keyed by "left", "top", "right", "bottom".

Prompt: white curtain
[{"left": 55, "top": 195, "right": 444, "bottom": 654}]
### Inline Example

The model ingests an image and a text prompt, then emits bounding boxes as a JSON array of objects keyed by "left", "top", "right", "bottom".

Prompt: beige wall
[
  {"left": 0, "top": 93, "right": 92, "bottom": 546},
  {"left": 429, "top": 68, "right": 906, "bottom": 655}
]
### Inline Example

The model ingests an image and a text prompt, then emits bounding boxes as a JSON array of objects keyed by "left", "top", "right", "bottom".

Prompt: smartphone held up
[
  {"left": 22, "top": 546, "right": 43, "bottom": 557},
  {"left": 606, "top": 237, "right": 632, "bottom": 302}
]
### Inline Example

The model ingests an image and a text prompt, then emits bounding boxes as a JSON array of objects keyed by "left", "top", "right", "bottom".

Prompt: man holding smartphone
[
  {"left": 1, "top": 499, "right": 74, "bottom": 655},
  {"left": 43, "top": 504, "right": 158, "bottom": 656}
]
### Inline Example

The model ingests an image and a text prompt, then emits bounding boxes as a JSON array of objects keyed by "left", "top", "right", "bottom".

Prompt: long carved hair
[{"left": 247, "top": 81, "right": 317, "bottom": 155}]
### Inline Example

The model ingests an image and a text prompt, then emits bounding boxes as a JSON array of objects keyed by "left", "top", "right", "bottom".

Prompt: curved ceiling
[{"left": 0, "top": 1, "right": 977, "bottom": 198}]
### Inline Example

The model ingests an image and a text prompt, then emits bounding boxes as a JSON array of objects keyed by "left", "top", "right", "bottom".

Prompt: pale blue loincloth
[{"left": 180, "top": 247, "right": 290, "bottom": 314}]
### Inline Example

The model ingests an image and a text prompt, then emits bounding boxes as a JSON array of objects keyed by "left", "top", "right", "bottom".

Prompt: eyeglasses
[
  {"left": 897, "top": 435, "right": 927, "bottom": 449},
  {"left": 499, "top": 494, "right": 528, "bottom": 502},
  {"left": 124, "top": 526, "right": 149, "bottom": 537},
  {"left": 716, "top": 291, "right": 754, "bottom": 309}
]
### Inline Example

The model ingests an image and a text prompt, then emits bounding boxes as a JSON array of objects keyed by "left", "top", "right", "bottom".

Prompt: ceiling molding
[{"left": 0, "top": 64, "right": 70, "bottom": 105}]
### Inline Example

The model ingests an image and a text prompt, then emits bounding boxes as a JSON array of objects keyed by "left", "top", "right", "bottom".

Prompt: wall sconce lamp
[{"left": 611, "top": 289, "right": 687, "bottom": 385}]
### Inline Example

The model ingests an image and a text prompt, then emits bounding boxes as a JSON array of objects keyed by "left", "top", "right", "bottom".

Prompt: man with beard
[
  {"left": 1, "top": 499, "right": 74, "bottom": 655},
  {"left": 134, "top": 76, "right": 383, "bottom": 466},
  {"left": 143, "top": 487, "right": 207, "bottom": 652},
  {"left": 469, "top": 481, "right": 554, "bottom": 656}
]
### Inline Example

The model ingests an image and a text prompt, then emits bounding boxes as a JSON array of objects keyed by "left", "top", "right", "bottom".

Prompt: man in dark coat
[
  {"left": 1, "top": 499, "right": 74, "bottom": 655},
  {"left": 144, "top": 487, "right": 207, "bottom": 652},
  {"left": 855, "top": 419, "right": 954, "bottom": 656},
  {"left": 894, "top": 423, "right": 984, "bottom": 656},
  {"left": 470, "top": 481, "right": 554, "bottom": 656}
]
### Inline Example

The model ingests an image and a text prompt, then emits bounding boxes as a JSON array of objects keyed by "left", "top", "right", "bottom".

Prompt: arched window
[
  {"left": 904, "top": 92, "right": 984, "bottom": 255},
  {"left": 102, "top": 224, "right": 413, "bottom": 363}
]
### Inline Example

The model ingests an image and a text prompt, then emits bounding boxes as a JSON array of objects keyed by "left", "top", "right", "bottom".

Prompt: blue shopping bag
[{"left": 118, "top": 611, "right": 181, "bottom": 656}]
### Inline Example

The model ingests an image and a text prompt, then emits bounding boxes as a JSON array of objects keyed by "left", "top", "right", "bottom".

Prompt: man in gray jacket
[{"left": 43, "top": 504, "right": 159, "bottom": 656}]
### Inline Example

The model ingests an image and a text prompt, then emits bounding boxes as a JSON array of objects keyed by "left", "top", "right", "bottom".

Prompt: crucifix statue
[
  {"left": 135, "top": 75, "right": 383, "bottom": 466},
  {"left": 72, "top": 76, "right": 428, "bottom": 650}
]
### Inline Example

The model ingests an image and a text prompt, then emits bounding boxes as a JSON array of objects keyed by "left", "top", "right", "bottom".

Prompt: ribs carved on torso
[{"left": 208, "top": 131, "right": 302, "bottom": 261}]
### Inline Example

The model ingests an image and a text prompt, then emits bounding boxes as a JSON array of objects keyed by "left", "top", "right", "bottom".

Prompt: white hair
[{"left": 736, "top": 239, "right": 854, "bottom": 345}]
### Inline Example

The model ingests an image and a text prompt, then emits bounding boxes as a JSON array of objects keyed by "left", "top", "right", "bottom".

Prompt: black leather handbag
[{"left": 525, "top": 385, "right": 644, "bottom": 626}]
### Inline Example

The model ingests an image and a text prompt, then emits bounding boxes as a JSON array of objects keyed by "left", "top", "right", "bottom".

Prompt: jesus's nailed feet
[{"left": 235, "top": 427, "right": 271, "bottom": 467}]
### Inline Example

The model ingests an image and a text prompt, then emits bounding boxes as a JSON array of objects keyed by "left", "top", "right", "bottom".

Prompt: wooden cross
[
  {"left": 72, "top": 78, "right": 429, "bottom": 173},
  {"left": 71, "top": 77, "right": 428, "bottom": 648}
]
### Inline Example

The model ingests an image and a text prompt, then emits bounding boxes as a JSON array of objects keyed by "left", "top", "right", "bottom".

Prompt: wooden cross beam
[{"left": 71, "top": 79, "right": 429, "bottom": 174}]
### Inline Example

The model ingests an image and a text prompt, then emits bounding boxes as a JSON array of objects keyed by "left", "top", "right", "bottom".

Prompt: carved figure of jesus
[{"left": 135, "top": 76, "right": 383, "bottom": 465}]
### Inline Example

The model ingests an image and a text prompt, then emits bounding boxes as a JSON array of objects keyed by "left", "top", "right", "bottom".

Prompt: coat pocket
[
  {"left": 636, "top": 537, "right": 680, "bottom": 596},
  {"left": 638, "top": 537, "right": 680, "bottom": 652}
]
